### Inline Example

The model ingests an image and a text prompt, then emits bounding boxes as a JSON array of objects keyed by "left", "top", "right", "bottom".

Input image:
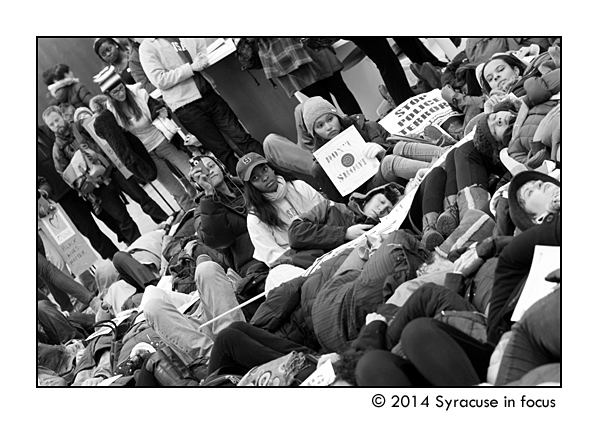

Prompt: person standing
[{"left": 139, "top": 38, "right": 264, "bottom": 175}]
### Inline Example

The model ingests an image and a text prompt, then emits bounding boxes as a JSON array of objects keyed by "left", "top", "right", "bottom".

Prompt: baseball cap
[{"left": 236, "top": 152, "right": 268, "bottom": 182}]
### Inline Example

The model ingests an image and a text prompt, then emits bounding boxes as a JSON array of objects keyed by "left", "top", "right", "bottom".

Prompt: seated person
[{"left": 266, "top": 96, "right": 446, "bottom": 203}]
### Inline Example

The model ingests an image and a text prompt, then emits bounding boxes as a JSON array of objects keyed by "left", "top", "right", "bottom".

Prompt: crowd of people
[{"left": 37, "top": 37, "right": 561, "bottom": 387}]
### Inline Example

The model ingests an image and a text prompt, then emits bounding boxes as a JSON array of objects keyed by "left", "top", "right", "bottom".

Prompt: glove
[{"left": 363, "top": 143, "right": 385, "bottom": 159}]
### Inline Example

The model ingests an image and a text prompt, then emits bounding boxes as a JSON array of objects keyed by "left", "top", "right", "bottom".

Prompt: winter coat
[
  {"left": 508, "top": 68, "right": 560, "bottom": 167},
  {"left": 193, "top": 182, "right": 264, "bottom": 277},
  {"left": 93, "top": 109, "right": 158, "bottom": 182},
  {"left": 52, "top": 122, "right": 105, "bottom": 174},
  {"left": 37, "top": 126, "right": 73, "bottom": 201},
  {"left": 47, "top": 78, "right": 94, "bottom": 109},
  {"left": 287, "top": 200, "right": 357, "bottom": 252},
  {"left": 250, "top": 248, "right": 352, "bottom": 352},
  {"left": 311, "top": 229, "right": 430, "bottom": 353}
]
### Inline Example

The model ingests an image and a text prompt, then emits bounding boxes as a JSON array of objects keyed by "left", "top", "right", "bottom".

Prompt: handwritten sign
[
  {"left": 379, "top": 89, "right": 462, "bottom": 136},
  {"left": 40, "top": 203, "right": 99, "bottom": 276},
  {"left": 83, "top": 116, "right": 133, "bottom": 179},
  {"left": 312, "top": 126, "right": 379, "bottom": 197}
]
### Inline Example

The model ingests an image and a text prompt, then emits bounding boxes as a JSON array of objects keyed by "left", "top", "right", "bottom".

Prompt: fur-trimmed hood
[{"left": 48, "top": 77, "right": 79, "bottom": 98}]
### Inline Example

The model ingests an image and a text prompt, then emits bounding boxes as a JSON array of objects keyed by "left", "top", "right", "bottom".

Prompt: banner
[
  {"left": 83, "top": 116, "right": 133, "bottom": 179},
  {"left": 312, "top": 126, "right": 379, "bottom": 197},
  {"left": 379, "top": 88, "right": 462, "bottom": 136},
  {"left": 39, "top": 203, "right": 99, "bottom": 276}
]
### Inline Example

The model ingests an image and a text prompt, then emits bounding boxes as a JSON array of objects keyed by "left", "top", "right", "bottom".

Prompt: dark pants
[
  {"left": 301, "top": 70, "right": 362, "bottom": 116},
  {"left": 392, "top": 37, "right": 445, "bottom": 67},
  {"left": 207, "top": 322, "right": 317, "bottom": 375},
  {"left": 355, "top": 350, "right": 431, "bottom": 386},
  {"left": 37, "top": 252, "right": 94, "bottom": 312},
  {"left": 37, "top": 299, "right": 81, "bottom": 344},
  {"left": 347, "top": 37, "right": 415, "bottom": 105},
  {"left": 454, "top": 140, "right": 506, "bottom": 191},
  {"left": 407, "top": 167, "right": 446, "bottom": 232},
  {"left": 175, "top": 90, "right": 265, "bottom": 176},
  {"left": 444, "top": 148, "right": 458, "bottom": 197},
  {"left": 402, "top": 317, "right": 494, "bottom": 386},
  {"left": 385, "top": 283, "right": 477, "bottom": 348},
  {"left": 112, "top": 251, "right": 159, "bottom": 292},
  {"left": 112, "top": 170, "right": 168, "bottom": 224},
  {"left": 58, "top": 190, "right": 119, "bottom": 259},
  {"left": 94, "top": 182, "right": 141, "bottom": 246}
]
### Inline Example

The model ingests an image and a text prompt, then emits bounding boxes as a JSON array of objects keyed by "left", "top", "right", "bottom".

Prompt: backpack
[
  {"left": 62, "top": 148, "right": 111, "bottom": 195},
  {"left": 234, "top": 38, "right": 263, "bottom": 71}
]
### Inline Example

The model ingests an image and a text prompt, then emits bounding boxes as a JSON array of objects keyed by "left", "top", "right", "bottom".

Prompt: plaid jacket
[{"left": 257, "top": 38, "right": 313, "bottom": 79}]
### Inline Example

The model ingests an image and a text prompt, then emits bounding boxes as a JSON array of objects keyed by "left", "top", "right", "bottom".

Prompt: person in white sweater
[{"left": 237, "top": 153, "right": 325, "bottom": 290}]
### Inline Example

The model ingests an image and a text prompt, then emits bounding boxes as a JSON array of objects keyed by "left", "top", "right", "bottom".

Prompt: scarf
[
  {"left": 263, "top": 176, "right": 301, "bottom": 225},
  {"left": 264, "top": 175, "right": 289, "bottom": 202}
]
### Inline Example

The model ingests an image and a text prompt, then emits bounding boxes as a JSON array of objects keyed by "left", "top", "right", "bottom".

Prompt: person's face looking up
[
  {"left": 200, "top": 157, "right": 225, "bottom": 189},
  {"left": 314, "top": 113, "right": 342, "bottom": 140},
  {"left": 44, "top": 111, "right": 69, "bottom": 136},
  {"left": 98, "top": 41, "right": 120, "bottom": 64},
  {"left": 483, "top": 58, "right": 520, "bottom": 92},
  {"left": 250, "top": 164, "right": 277, "bottom": 193},
  {"left": 363, "top": 193, "right": 393, "bottom": 220},
  {"left": 487, "top": 111, "right": 513, "bottom": 142},
  {"left": 108, "top": 83, "right": 127, "bottom": 102},
  {"left": 518, "top": 180, "right": 560, "bottom": 219}
]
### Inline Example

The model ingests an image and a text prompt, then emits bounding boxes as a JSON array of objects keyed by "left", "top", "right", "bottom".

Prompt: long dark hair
[
  {"left": 243, "top": 163, "right": 299, "bottom": 231},
  {"left": 480, "top": 54, "right": 527, "bottom": 95},
  {"left": 109, "top": 86, "right": 144, "bottom": 129}
]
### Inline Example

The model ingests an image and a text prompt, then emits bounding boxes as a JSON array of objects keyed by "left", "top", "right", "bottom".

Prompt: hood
[
  {"left": 347, "top": 182, "right": 404, "bottom": 224},
  {"left": 47, "top": 77, "right": 79, "bottom": 98}
]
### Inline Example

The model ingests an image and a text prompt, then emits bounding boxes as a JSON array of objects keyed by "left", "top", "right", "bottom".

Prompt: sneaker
[
  {"left": 436, "top": 205, "right": 459, "bottom": 237},
  {"left": 421, "top": 62, "right": 443, "bottom": 89},
  {"left": 411, "top": 80, "right": 432, "bottom": 95},
  {"left": 409, "top": 63, "right": 425, "bottom": 82}
]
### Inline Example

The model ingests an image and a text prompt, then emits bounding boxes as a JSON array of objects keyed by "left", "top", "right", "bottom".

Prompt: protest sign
[
  {"left": 83, "top": 116, "right": 133, "bottom": 179},
  {"left": 39, "top": 203, "right": 99, "bottom": 276},
  {"left": 379, "top": 88, "right": 462, "bottom": 136},
  {"left": 312, "top": 126, "right": 379, "bottom": 197},
  {"left": 511, "top": 245, "right": 560, "bottom": 321}
]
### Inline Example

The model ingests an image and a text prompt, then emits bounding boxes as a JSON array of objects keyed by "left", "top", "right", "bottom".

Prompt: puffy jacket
[
  {"left": 250, "top": 248, "right": 352, "bottom": 352},
  {"left": 47, "top": 78, "right": 94, "bottom": 109},
  {"left": 508, "top": 68, "right": 560, "bottom": 166},
  {"left": 193, "top": 183, "right": 264, "bottom": 277},
  {"left": 288, "top": 200, "right": 356, "bottom": 252}
]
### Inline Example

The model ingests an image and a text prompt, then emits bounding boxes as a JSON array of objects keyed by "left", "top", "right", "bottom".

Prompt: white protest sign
[
  {"left": 511, "top": 245, "right": 560, "bottom": 321},
  {"left": 83, "top": 116, "right": 133, "bottom": 179},
  {"left": 40, "top": 203, "right": 99, "bottom": 276},
  {"left": 379, "top": 88, "right": 462, "bottom": 136},
  {"left": 312, "top": 126, "right": 379, "bottom": 197}
]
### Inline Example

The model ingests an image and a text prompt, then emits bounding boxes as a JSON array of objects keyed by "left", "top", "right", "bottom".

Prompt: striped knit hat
[{"left": 93, "top": 65, "right": 122, "bottom": 93}]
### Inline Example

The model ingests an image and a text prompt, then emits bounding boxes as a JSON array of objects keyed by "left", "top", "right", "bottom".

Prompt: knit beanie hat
[
  {"left": 73, "top": 107, "right": 93, "bottom": 123},
  {"left": 348, "top": 182, "right": 404, "bottom": 222},
  {"left": 472, "top": 114, "right": 501, "bottom": 163},
  {"left": 302, "top": 96, "right": 339, "bottom": 137},
  {"left": 93, "top": 66, "right": 122, "bottom": 93}
]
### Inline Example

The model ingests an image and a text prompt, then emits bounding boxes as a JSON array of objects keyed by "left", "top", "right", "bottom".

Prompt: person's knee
[
  {"left": 112, "top": 251, "right": 130, "bottom": 269},
  {"left": 195, "top": 260, "right": 225, "bottom": 285},
  {"left": 143, "top": 296, "right": 169, "bottom": 322}
]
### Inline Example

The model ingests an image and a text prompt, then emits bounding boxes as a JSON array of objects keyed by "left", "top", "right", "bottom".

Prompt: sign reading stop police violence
[{"left": 313, "top": 126, "right": 379, "bottom": 197}]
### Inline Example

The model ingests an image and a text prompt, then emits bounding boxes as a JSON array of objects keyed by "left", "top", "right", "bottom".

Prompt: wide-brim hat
[{"left": 508, "top": 170, "right": 560, "bottom": 231}]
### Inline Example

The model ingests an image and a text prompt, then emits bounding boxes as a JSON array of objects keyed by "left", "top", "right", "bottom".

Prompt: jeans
[
  {"left": 111, "top": 169, "right": 168, "bottom": 224},
  {"left": 150, "top": 151, "right": 196, "bottom": 211},
  {"left": 142, "top": 261, "right": 245, "bottom": 366},
  {"left": 392, "top": 141, "right": 445, "bottom": 162},
  {"left": 495, "top": 287, "right": 561, "bottom": 385},
  {"left": 175, "top": 91, "right": 264, "bottom": 176},
  {"left": 37, "top": 252, "right": 94, "bottom": 312},
  {"left": 263, "top": 134, "right": 317, "bottom": 181}
]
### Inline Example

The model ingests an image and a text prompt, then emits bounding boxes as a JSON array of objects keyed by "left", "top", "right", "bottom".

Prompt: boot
[
  {"left": 436, "top": 195, "right": 459, "bottom": 237},
  {"left": 420, "top": 212, "right": 444, "bottom": 251},
  {"left": 455, "top": 185, "right": 491, "bottom": 222}
]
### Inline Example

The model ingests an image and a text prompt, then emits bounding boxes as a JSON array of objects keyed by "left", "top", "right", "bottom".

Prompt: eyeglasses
[{"left": 109, "top": 84, "right": 125, "bottom": 96}]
